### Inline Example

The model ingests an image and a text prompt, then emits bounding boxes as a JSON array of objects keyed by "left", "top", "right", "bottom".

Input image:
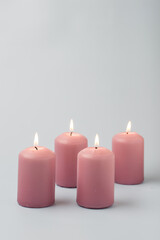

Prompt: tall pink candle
[
  {"left": 55, "top": 119, "right": 88, "bottom": 188},
  {"left": 112, "top": 121, "right": 144, "bottom": 185},
  {"left": 17, "top": 133, "right": 56, "bottom": 208},
  {"left": 77, "top": 134, "right": 115, "bottom": 209}
]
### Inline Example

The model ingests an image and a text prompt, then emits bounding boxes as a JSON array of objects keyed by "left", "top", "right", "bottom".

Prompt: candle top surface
[
  {"left": 78, "top": 147, "right": 114, "bottom": 159},
  {"left": 55, "top": 132, "right": 87, "bottom": 144},
  {"left": 19, "top": 146, "right": 55, "bottom": 160},
  {"left": 120, "top": 132, "right": 138, "bottom": 135},
  {"left": 113, "top": 132, "right": 144, "bottom": 143},
  {"left": 114, "top": 132, "right": 143, "bottom": 138}
]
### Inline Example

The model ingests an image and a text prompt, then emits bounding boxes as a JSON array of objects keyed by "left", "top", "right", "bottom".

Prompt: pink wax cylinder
[
  {"left": 55, "top": 132, "right": 88, "bottom": 188},
  {"left": 112, "top": 124, "right": 144, "bottom": 185},
  {"left": 77, "top": 146, "right": 115, "bottom": 209},
  {"left": 18, "top": 146, "right": 56, "bottom": 208}
]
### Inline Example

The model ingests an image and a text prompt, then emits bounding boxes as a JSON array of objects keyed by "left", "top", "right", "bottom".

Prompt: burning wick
[
  {"left": 70, "top": 119, "right": 74, "bottom": 136},
  {"left": 126, "top": 121, "right": 131, "bottom": 134},
  {"left": 34, "top": 132, "right": 39, "bottom": 150},
  {"left": 94, "top": 134, "right": 99, "bottom": 149}
]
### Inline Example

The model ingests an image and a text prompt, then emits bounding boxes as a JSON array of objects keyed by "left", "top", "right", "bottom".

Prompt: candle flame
[
  {"left": 34, "top": 132, "right": 39, "bottom": 147},
  {"left": 70, "top": 119, "right": 74, "bottom": 132},
  {"left": 126, "top": 121, "right": 131, "bottom": 133},
  {"left": 94, "top": 134, "right": 99, "bottom": 148}
]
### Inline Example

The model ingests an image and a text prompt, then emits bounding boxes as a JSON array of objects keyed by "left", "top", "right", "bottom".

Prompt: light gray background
[{"left": 0, "top": 0, "right": 159, "bottom": 239}]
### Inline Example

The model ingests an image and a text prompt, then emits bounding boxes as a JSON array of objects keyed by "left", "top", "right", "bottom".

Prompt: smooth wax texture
[
  {"left": 55, "top": 132, "right": 88, "bottom": 188},
  {"left": 18, "top": 146, "right": 56, "bottom": 208},
  {"left": 112, "top": 132, "right": 144, "bottom": 185},
  {"left": 77, "top": 147, "right": 115, "bottom": 209}
]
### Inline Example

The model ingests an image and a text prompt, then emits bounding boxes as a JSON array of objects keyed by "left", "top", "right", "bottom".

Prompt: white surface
[
  {"left": 0, "top": 0, "right": 160, "bottom": 239},
  {"left": 1, "top": 174, "right": 160, "bottom": 240}
]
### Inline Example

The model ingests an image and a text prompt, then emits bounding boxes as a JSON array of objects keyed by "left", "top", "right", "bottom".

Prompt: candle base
[
  {"left": 17, "top": 199, "right": 55, "bottom": 208},
  {"left": 115, "top": 178, "right": 144, "bottom": 185},
  {"left": 76, "top": 200, "right": 114, "bottom": 209},
  {"left": 56, "top": 183, "right": 77, "bottom": 188}
]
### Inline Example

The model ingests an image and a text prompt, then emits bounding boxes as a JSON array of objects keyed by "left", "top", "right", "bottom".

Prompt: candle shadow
[
  {"left": 54, "top": 198, "right": 74, "bottom": 207},
  {"left": 143, "top": 174, "right": 160, "bottom": 184},
  {"left": 56, "top": 184, "right": 77, "bottom": 189},
  {"left": 112, "top": 200, "right": 139, "bottom": 209}
]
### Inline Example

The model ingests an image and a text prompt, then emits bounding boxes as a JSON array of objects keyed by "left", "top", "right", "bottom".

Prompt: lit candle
[
  {"left": 112, "top": 121, "right": 144, "bottom": 185},
  {"left": 55, "top": 119, "right": 88, "bottom": 188},
  {"left": 77, "top": 134, "right": 115, "bottom": 209},
  {"left": 17, "top": 133, "right": 56, "bottom": 208}
]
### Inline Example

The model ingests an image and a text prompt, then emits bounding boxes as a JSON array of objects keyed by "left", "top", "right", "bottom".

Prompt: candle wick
[
  {"left": 70, "top": 132, "right": 73, "bottom": 136},
  {"left": 95, "top": 147, "right": 98, "bottom": 149},
  {"left": 126, "top": 132, "right": 128, "bottom": 134},
  {"left": 35, "top": 146, "right": 38, "bottom": 150}
]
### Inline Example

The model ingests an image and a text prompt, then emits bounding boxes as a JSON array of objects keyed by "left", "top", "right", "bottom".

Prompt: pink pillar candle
[
  {"left": 112, "top": 121, "right": 144, "bottom": 185},
  {"left": 55, "top": 131, "right": 88, "bottom": 188},
  {"left": 77, "top": 135, "right": 115, "bottom": 209},
  {"left": 18, "top": 133, "right": 56, "bottom": 208}
]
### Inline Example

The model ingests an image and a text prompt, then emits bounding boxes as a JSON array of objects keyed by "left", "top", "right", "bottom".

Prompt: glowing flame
[
  {"left": 94, "top": 134, "right": 99, "bottom": 148},
  {"left": 126, "top": 121, "right": 131, "bottom": 133},
  {"left": 70, "top": 119, "right": 74, "bottom": 132},
  {"left": 34, "top": 132, "right": 39, "bottom": 147}
]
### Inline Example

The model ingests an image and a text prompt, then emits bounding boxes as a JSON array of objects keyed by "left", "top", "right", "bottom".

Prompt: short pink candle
[
  {"left": 77, "top": 134, "right": 115, "bottom": 209},
  {"left": 112, "top": 121, "right": 144, "bottom": 185},
  {"left": 17, "top": 133, "right": 56, "bottom": 208},
  {"left": 55, "top": 120, "right": 88, "bottom": 188}
]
